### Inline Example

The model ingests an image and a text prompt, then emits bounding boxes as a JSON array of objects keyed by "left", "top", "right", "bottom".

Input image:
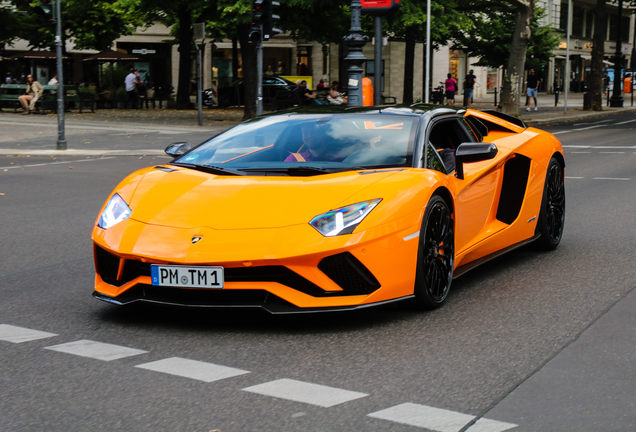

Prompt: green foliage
[
  {"left": 6, "top": 0, "right": 150, "bottom": 51},
  {"left": 452, "top": 6, "right": 559, "bottom": 70}
]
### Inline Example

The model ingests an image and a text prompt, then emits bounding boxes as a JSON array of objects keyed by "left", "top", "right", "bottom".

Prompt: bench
[
  {"left": 0, "top": 84, "right": 94, "bottom": 114},
  {"left": 267, "top": 88, "right": 302, "bottom": 111}
]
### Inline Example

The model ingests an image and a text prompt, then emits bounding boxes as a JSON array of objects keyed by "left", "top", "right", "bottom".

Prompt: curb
[
  {"left": 523, "top": 106, "right": 636, "bottom": 126},
  {"left": 0, "top": 149, "right": 167, "bottom": 156}
]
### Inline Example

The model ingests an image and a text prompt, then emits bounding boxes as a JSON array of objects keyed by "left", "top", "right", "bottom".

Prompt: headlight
[
  {"left": 98, "top": 193, "right": 132, "bottom": 229},
  {"left": 309, "top": 199, "right": 382, "bottom": 237}
]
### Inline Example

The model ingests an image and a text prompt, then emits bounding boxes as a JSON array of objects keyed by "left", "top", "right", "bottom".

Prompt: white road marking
[
  {"left": 569, "top": 151, "right": 592, "bottom": 154},
  {"left": 0, "top": 324, "right": 57, "bottom": 343},
  {"left": 614, "top": 118, "right": 636, "bottom": 125},
  {"left": 563, "top": 145, "right": 636, "bottom": 149},
  {"left": 565, "top": 176, "right": 584, "bottom": 179},
  {"left": 0, "top": 157, "right": 116, "bottom": 170},
  {"left": 242, "top": 378, "right": 368, "bottom": 408},
  {"left": 45, "top": 340, "right": 147, "bottom": 361},
  {"left": 553, "top": 124, "right": 606, "bottom": 134},
  {"left": 368, "top": 403, "right": 517, "bottom": 432},
  {"left": 599, "top": 151, "right": 625, "bottom": 154},
  {"left": 135, "top": 357, "right": 249, "bottom": 382},
  {"left": 593, "top": 177, "right": 631, "bottom": 181},
  {"left": 466, "top": 418, "right": 519, "bottom": 432},
  {"left": 573, "top": 119, "right": 611, "bottom": 126},
  {"left": 0, "top": 119, "right": 219, "bottom": 135}
]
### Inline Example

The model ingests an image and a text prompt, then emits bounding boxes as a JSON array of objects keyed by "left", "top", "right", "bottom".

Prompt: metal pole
[
  {"left": 55, "top": 0, "right": 66, "bottom": 150},
  {"left": 345, "top": 0, "right": 367, "bottom": 107},
  {"left": 564, "top": 0, "right": 571, "bottom": 113},
  {"left": 197, "top": 42, "right": 203, "bottom": 126},
  {"left": 374, "top": 16, "right": 382, "bottom": 105},
  {"left": 425, "top": 0, "right": 431, "bottom": 103},
  {"left": 256, "top": 32, "right": 263, "bottom": 116}
]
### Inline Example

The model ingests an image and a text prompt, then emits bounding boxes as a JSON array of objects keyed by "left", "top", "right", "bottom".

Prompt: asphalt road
[{"left": 1, "top": 112, "right": 635, "bottom": 431}]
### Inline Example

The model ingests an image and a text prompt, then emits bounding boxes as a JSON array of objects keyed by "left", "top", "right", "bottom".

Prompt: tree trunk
[
  {"left": 176, "top": 6, "right": 193, "bottom": 109},
  {"left": 232, "top": 38, "right": 239, "bottom": 81},
  {"left": 586, "top": 0, "right": 607, "bottom": 110},
  {"left": 237, "top": 24, "right": 257, "bottom": 120},
  {"left": 402, "top": 28, "right": 415, "bottom": 104},
  {"left": 501, "top": 0, "right": 535, "bottom": 114}
]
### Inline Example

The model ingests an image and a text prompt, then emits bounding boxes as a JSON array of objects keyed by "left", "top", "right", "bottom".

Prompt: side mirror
[
  {"left": 455, "top": 142, "right": 498, "bottom": 179},
  {"left": 165, "top": 142, "right": 191, "bottom": 158}
]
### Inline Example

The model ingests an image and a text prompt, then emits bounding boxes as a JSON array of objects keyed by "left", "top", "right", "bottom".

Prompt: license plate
[{"left": 150, "top": 265, "right": 224, "bottom": 289}]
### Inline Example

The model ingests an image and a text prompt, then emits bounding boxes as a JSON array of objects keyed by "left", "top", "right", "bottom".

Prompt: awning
[
  {"left": 603, "top": 60, "right": 615, "bottom": 65},
  {"left": 83, "top": 50, "right": 139, "bottom": 62},
  {"left": 12, "top": 51, "right": 70, "bottom": 60}
]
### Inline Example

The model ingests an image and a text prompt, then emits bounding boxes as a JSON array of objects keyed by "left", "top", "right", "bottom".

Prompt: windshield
[{"left": 175, "top": 114, "right": 417, "bottom": 175}]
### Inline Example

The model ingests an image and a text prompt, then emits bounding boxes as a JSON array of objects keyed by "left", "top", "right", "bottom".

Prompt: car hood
[{"left": 128, "top": 167, "right": 397, "bottom": 229}]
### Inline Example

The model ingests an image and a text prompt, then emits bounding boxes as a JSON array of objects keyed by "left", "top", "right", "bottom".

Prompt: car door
[{"left": 425, "top": 115, "right": 504, "bottom": 255}]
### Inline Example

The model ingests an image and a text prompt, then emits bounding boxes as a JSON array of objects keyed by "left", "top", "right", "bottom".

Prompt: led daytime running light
[
  {"left": 310, "top": 199, "right": 382, "bottom": 237},
  {"left": 98, "top": 193, "right": 132, "bottom": 229}
]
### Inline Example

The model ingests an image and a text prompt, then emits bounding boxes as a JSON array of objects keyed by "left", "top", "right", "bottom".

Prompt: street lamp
[
  {"left": 610, "top": 0, "right": 625, "bottom": 107},
  {"left": 344, "top": 0, "right": 368, "bottom": 107}
]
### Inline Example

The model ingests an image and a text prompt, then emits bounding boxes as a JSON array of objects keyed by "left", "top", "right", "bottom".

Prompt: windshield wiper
[
  {"left": 170, "top": 162, "right": 245, "bottom": 176},
  {"left": 240, "top": 166, "right": 337, "bottom": 176}
]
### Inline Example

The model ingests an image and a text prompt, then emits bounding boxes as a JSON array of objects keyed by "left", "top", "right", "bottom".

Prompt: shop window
[
  {"left": 585, "top": 11, "right": 594, "bottom": 38},
  {"left": 572, "top": 6, "right": 584, "bottom": 37}
]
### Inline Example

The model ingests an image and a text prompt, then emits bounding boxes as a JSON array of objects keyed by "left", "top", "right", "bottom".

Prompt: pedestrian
[
  {"left": 18, "top": 74, "right": 44, "bottom": 115},
  {"left": 444, "top": 73, "right": 456, "bottom": 106},
  {"left": 124, "top": 67, "right": 138, "bottom": 109},
  {"left": 463, "top": 69, "right": 476, "bottom": 107},
  {"left": 297, "top": 80, "right": 328, "bottom": 105},
  {"left": 525, "top": 68, "right": 539, "bottom": 111}
]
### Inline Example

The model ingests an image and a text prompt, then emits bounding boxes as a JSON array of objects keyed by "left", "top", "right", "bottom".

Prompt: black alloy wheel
[
  {"left": 535, "top": 157, "right": 565, "bottom": 250},
  {"left": 412, "top": 195, "right": 455, "bottom": 309}
]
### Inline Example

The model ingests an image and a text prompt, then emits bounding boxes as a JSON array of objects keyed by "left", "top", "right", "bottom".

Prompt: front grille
[
  {"left": 96, "top": 249, "right": 379, "bottom": 297},
  {"left": 117, "top": 285, "right": 269, "bottom": 306},
  {"left": 95, "top": 245, "right": 120, "bottom": 285},
  {"left": 318, "top": 252, "right": 381, "bottom": 294}
]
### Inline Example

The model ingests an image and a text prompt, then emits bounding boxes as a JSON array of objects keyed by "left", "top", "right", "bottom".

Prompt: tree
[
  {"left": 386, "top": 0, "right": 468, "bottom": 103},
  {"left": 451, "top": 0, "right": 549, "bottom": 114},
  {"left": 586, "top": 0, "right": 607, "bottom": 110},
  {"left": 9, "top": 0, "right": 149, "bottom": 52},
  {"left": 453, "top": 7, "right": 558, "bottom": 71}
]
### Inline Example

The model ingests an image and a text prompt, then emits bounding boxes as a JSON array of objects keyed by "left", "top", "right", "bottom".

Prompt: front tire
[
  {"left": 535, "top": 157, "right": 565, "bottom": 250},
  {"left": 412, "top": 195, "right": 455, "bottom": 309}
]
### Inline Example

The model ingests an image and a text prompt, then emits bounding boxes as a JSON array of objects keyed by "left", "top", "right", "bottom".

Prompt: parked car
[{"left": 203, "top": 76, "right": 297, "bottom": 108}]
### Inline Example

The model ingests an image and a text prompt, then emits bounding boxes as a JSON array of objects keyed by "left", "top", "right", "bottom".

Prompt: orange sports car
[{"left": 92, "top": 106, "right": 565, "bottom": 313}]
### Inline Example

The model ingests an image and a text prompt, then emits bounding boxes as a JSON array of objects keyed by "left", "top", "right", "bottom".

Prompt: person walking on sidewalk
[
  {"left": 526, "top": 69, "right": 540, "bottom": 111},
  {"left": 18, "top": 74, "right": 44, "bottom": 115},
  {"left": 124, "top": 68, "right": 138, "bottom": 109},
  {"left": 445, "top": 73, "right": 457, "bottom": 106},
  {"left": 463, "top": 70, "right": 476, "bottom": 107}
]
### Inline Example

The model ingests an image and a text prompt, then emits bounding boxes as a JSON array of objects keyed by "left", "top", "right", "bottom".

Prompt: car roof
[{"left": 263, "top": 104, "right": 460, "bottom": 118}]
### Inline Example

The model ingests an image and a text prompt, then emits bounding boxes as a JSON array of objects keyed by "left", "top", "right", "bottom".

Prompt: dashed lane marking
[
  {"left": 242, "top": 378, "right": 368, "bottom": 408},
  {"left": 368, "top": 403, "right": 517, "bottom": 432},
  {"left": 573, "top": 119, "right": 612, "bottom": 126},
  {"left": 0, "top": 324, "right": 57, "bottom": 343},
  {"left": 135, "top": 357, "right": 250, "bottom": 383},
  {"left": 45, "top": 339, "right": 148, "bottom": 361},
  {"left": 614, "top": 118, "right": 636, "bottom": 125},
  {"left": 565, "top": 176, "right": 584, "bottom": 179},
  {"left": 0, "top": 157, "right": 116, "bottom": 170},
  {"left": 0, "top": 324, "right": 516, "bottom": 429},
  {"left": 599, "top": 151, "right": 625, "bottom": 154},
  {"left": 593, "top": 177, "right": 631, "bottom": 180}
]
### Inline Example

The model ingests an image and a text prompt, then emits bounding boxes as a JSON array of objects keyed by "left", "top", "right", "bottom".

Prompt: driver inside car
[{"left": 285, "top": 123, "right": 337, "bottom": 162}]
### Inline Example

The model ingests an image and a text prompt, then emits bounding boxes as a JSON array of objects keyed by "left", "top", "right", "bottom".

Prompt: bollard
[
  {"left": 554, "top": 87, "right": 559, "bottom": 106},
  {"left": 493, "top": 87, "right": 497, "bottom": 107},
  {"left": 362, "top": 77, "right": 373, "bottom": 106}
]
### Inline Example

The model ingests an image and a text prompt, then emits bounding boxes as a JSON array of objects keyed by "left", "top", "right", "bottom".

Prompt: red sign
[{"left": 360, "top": 0, "right": 400, "bottom": 16}]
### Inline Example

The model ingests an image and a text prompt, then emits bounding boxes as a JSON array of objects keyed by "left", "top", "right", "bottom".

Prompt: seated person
[
  {"left": 327, "top": 81, "right": 347, "bottom": 105},
  {"left": 285, "top": 123, "right": 335, "bottom": 162},
  {"left": 297, "top": 80, "right": 328, "bottom": 105}
]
